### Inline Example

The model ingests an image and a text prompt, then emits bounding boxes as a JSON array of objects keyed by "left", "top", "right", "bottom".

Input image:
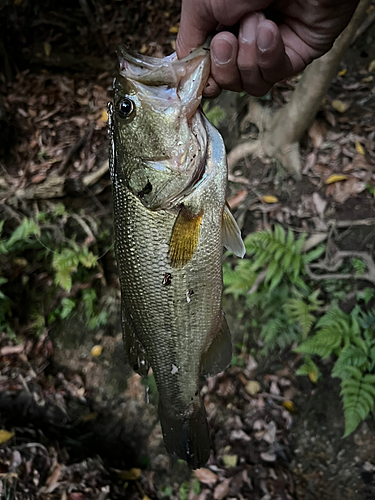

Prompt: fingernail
[
  {"left": 213, "top": 39, "right": 234, "bottom": 65},
  {"left": 257, "top": 22, "right": 275, "bottom": 51}
]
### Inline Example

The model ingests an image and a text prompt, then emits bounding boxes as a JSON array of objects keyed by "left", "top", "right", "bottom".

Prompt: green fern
[
  {"left": 285, "top": 290, "right": 323, "bottom": 339},
  {"left": 295, "top": 356, "right": 321, "bottom": 382},
  {"left": 340, "top": 369, "right": 375, "bottom": 436},
  {"left": 52, "top": 245, "right": 97, "bottom": 292}
]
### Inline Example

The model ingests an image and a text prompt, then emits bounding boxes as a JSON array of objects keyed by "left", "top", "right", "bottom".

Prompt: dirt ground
[{"left": 1, "top": 1, "right": 375, "bottom": 499}]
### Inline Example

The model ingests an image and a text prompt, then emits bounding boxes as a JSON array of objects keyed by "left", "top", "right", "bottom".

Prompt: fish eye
[{"left": 118, "top": 98, "right": 134, "bottom": 119}]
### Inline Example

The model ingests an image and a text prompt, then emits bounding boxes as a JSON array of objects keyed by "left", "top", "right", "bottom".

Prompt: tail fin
[{"left": 159, "top": 401, "right": 210, "bottom": 469}]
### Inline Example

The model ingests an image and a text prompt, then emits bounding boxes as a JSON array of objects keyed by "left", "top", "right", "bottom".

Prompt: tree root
[{"left": 305, "top": 250, "right": 375, "bottom": 285}]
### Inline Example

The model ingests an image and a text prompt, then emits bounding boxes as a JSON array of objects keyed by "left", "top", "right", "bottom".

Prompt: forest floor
[{"left": 1, "top": 1, "right": 375, "bottom": 499}]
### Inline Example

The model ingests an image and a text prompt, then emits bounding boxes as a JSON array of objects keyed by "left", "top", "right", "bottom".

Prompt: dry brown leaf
[
  {"left": 368, "top": 60, "right": 375, "bottom": 72},
  {"left": 169, "top": 24, "right": 179, "bottom": 33},
  {"left": 312, "top": 192, "right": 327, "bottom": 218},
  {"left": 0, "top": 345, "right": 24, "bottom": 356},
  {"left": 227, "top": 188, "right": 248, "bottom": 209},
  {"left": 139, "top": 44, "right": 148, "bottom": 54},
  {"left": 337, "top": 68, "right": 347, "bottom": 77},
  {"left": 260, "top": 452, "right": 276, "bottom": 462},
  {"left": 46, "top": 464, "right": 62, "bottom": 487},
  {"left": 194, "top": 468, "right": 218, "bottom": 485},
  {"left": 308, "top": 120, "right": 326, "bottom": 148},
  {"left": 214, "top": 479, "right": 231, "bottom": 500},
  {"left": 331, "top": 100, "right": 347, "bottom": 113},
  {"left": 327, "top": 177, "right": 367, "bottom": 203}
]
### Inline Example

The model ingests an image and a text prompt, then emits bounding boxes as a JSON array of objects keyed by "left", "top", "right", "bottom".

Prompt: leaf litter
[{"left": 1, "top": 0, "right": 375, "bottom": 499}]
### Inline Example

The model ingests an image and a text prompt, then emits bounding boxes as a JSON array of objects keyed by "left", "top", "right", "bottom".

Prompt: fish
[{"left": 108, "top": 43, "right": 245, "bottom": 468}]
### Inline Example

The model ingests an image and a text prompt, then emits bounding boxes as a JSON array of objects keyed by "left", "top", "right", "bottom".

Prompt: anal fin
[
  {"left": 201, "top": 314, "right": 232, "bottom": 377},
  {"left": 121, "top": 301, "right": 150, "bottom": 377},
  {"left": 169, "top": 205, "right": 203, "bottom": 268},
  {"left": 222, "top": 204, "right": 245, "bottom": 258}
]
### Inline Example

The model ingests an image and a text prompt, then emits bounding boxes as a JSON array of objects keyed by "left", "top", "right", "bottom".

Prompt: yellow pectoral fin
[{"left": 169, "top": 206, "right": 203, "bottom": 268}]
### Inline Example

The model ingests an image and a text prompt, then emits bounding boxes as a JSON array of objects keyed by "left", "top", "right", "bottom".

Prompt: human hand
[{"left": 176, "top": 0, "right": 359, "bottom": 97}]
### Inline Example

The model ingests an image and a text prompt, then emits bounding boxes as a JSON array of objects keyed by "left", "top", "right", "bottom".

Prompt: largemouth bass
[{"left": 108, "top": 44, "right": 245, "bottom": 468}]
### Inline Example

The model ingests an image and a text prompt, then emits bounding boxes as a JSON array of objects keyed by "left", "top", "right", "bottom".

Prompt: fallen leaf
[
  {"left": 81, "top": 412, "right": 98, "bottom": 422},
  {"left": 0, "top": 345, "right": 24, "bottom": 356},
  {"left": 327, "top": 177, "right": 367, "bottom": 203},
  {"left": 222, "top": 454, "right": 238, "bottom": 468},
  {"left": 0, "top": 430, "right": 15, "bottom": 445},
  {"left": 91, "top": 345, "right": 103, "bottom": 357},
  {"left": 325, "top": 174, "right": 347, "bottom": 184},
  {"left": 194, "top": 468, "right": 218, "bottom": 485},
  {"left": 118, "top": 468, "right": 141, "bottom": 481},
  {"left": 308, "top": 120, "right": 326, "bottom": 149},
  {"left": 169, "top": 24, "right": 179, "bottom": 34},
  {"left": 312, "top": 192, "right": 327, "bottom": 218},
  {"left": 355, "top": 141, "right": 365, "bottom": 155},
  {"left": 282, "top": 400, "right": 297, "bottom": 413},
  {"left": 99, "top": 109, "right": 108, "bottom": 123},
  {"left": 362, "top": 76, "right": 374, "bottom": 83},
  {"left": 260, "top": 452, "right": 276, "bottom": 462},
  {"left": 227, "top": 188, "right": 248, "bottom": 209},
  {"left": 261, "top": 195, "right": 278, "bottom": 204},
  {"left": 230, "top": 429, "right": 251, "bottom": 442},
  {"left": 368, "top": 60, "right": 375, "bottom": 72},
  {"left": 245, "top": 380, "right": 261, "bottom": 395},
  {"left": 31, "top": 174, "right": 47, "bottom": 184},
  {"left": 170, "top": 40, "right": 176, "bottom": 51},
  {"left": 139, "top": 44, "right": 148, "bottom": 54},
  {"left": 331, "top": 100, "right": 347, "bottom": 113},
  {"left": 45, "top": 464, "right": 62, "bottom": 487},
  {"left": 43, "top": 42, "right": 52, "bottom": 57},
  {"left": 142, "top": 496, "right": 151, "bottom": 500},
  {"left": 337, "top": 68, "right": 347, "bottom": 77},
  {"left": 214, "top": 479, "right": 231, "bottom": 500},
  {"left": 309, "top": 371, "right": 318, "bottom": 384}
]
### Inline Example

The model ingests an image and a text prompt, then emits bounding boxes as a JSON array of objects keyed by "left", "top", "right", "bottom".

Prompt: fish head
[{"left": 113, "top": 46, "right": 210, "bottom": 209}]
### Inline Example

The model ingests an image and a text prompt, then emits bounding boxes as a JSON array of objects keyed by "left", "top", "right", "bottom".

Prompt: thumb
[{"left": 176, "top": 0, "right": 217, "bottom": 59}]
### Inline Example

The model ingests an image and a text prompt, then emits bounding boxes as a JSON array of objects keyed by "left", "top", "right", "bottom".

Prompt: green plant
[
  {"left": 202, "top": 101, "right": 226, "bottom": 128},
  {"left": 0, "top": 211, "right": 107, "bottom": 336},
  {"left": 224, "top": 224, "right": 375, "bottom": 436}
]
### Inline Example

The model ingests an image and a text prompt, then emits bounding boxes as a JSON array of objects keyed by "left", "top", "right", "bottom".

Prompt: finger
[
  {"left": 203, "top": 76, "right": 222, "bottom": 98},
  {"left": 210, "top": 32, "right": 242, "bottom": 92},
  {"left": 177, "top": 0, "right": 273, "bottom": 59},
  {"left": 256, "top": 19, "right": 294, "bottom": 83},
  {"left": 237, "top": 12, "right": 272, "bottom": 97},
  {"left": 176, "top": 0, "right": 217, "bottom": 59}
]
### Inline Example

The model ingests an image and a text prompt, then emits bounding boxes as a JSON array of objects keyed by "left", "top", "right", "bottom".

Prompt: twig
[
  {"left": 71, "top": 213, "right": 95, "bottom": 245},
  {"left": 328, "top": 218, "right": 375, "bottom": 228},
  {"left": 58, "top": 126, "right": 93, "bottom": 173},
  {"left": 83, "top": 160, "right": 109, "bottom": 187},
  {"left": 248, "top": 270, "right": 268, "bottom": 295}
]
